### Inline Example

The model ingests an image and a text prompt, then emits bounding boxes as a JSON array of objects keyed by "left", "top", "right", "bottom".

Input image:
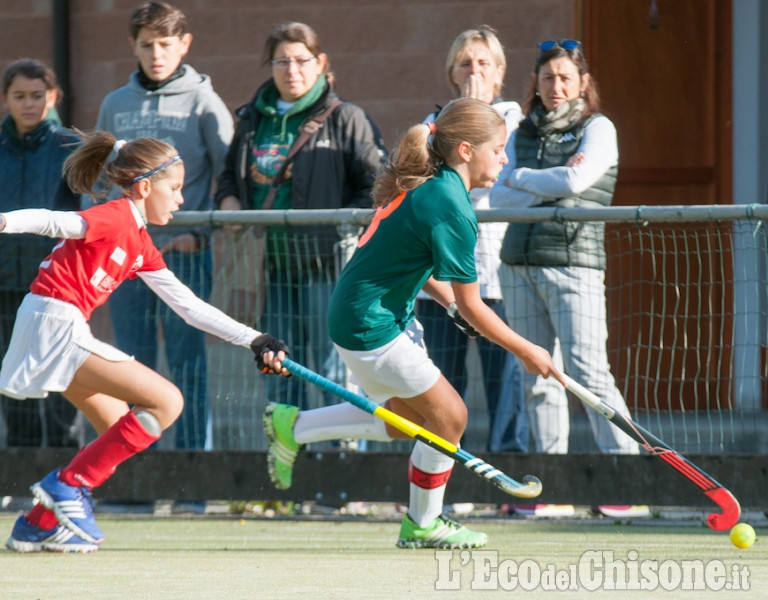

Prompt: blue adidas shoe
[
  {"left": 5, "top": 516, "right": 99, "bottom": 553},
  {"left": 30, "top": 469, "right": 105, "bottom": 544}
]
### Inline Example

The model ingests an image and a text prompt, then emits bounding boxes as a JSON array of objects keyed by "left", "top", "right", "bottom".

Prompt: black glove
[
  {"left": 446, "top": 302, "right": 479, "bottom": 338},
  {"left": 250, "top": 334, "right": 290, "bottom": 375}
]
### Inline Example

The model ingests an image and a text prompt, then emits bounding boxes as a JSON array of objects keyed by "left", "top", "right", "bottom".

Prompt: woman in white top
[{"left": 416, "top": 25, "right": 529, "bottom": 453}]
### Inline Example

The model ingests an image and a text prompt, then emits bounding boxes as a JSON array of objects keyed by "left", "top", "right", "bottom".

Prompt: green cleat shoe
[
  {"left": 396, "top": 513, "right": 488, "bottom": 549},
  {"left": 262, "top": 402, "right": 301, "bottom": 490}
]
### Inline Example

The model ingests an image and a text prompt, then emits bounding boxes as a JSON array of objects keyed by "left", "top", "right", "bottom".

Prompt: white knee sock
[
  {"left": 408, "top": 441, "right": 454, "bottom": 527},
  {"left": 293, "top": 402, "right": 392, "bottom": 444}
]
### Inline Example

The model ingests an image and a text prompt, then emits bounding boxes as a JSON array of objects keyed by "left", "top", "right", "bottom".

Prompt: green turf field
[{"left": 0, "top": 514, "right": 764, "bottom": 599}]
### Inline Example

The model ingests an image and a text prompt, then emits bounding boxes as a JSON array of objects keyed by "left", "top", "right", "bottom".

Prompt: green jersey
[{"left": 328, "top": 166, "right": 478, "bottom": 350}]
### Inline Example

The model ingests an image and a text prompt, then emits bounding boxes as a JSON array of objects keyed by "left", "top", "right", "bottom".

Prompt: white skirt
[
  {"left": 333, "top": 319, "right": 441, "bottom": 405},
  {"left": 0, "top": 293, "right": 131, "bottom": 400}
]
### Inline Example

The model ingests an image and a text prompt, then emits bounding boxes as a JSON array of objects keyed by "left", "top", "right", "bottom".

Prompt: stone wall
[{"left": 0, "top": 0, "right": 575, "bottom": 146}]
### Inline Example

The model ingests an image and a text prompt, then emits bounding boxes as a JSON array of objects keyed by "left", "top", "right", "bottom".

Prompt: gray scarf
[{"left": 529, "top": 98, "right": 585, "bottom": 135}]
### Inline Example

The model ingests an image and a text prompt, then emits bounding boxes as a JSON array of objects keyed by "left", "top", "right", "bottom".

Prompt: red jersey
[{"left": 30, "top": 199, "right": 166, "bottom": 320}]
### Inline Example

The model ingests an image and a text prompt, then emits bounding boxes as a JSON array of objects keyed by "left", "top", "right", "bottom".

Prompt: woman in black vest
[{"left": 490, "top": 41, "right": 648, "bottom": 519}]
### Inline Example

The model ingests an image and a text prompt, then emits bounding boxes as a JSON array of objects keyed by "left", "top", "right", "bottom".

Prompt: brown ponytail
[
  {"left": 372, "top": 97, "right": 504, "bottom": 206},
  {"left": 65, "top": 130, "right": 180, "bottom": 196}
]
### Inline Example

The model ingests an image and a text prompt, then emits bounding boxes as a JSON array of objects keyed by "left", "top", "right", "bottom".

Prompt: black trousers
[{"left": 0, "top": 290, "right": 78, "bottom": 448}]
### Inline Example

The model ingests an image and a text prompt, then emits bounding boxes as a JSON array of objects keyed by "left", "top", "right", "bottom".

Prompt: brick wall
[{"left": 0, "top": 0, "right": 576, "bottom": 146}]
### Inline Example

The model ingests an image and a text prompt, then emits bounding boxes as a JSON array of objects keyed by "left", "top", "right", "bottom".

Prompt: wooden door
[{"left": 581, "top": 0, "right": 733, "bottom": 411}]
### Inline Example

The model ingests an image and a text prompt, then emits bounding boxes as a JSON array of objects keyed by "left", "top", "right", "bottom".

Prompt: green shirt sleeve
[{"left": 430, "top": 213, "right": 478, "bottom": 283}]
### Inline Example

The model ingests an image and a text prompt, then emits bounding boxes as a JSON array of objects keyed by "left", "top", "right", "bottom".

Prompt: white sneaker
[
  {"left": 512, "top": 504, "right": 575, "bottom": 517},
  {"left": 594, "top": 505, "right": 651, "bottom": 518},
  {"left": 445, "top": 503, "right": 475, "bottom": 516}
]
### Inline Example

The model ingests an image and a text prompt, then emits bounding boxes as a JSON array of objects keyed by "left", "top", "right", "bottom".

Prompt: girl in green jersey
[{"left": 264, "top": 98, "right": 563, "bottom": 548}]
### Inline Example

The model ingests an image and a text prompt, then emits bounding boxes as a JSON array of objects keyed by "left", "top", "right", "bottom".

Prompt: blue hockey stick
[{"left": 281, "top": 357, "right": 542, "bottom": 499}]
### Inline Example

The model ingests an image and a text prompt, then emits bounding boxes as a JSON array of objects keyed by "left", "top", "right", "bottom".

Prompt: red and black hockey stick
[{"left": 564, "top": 375, "right": 740, "bottom": 531}]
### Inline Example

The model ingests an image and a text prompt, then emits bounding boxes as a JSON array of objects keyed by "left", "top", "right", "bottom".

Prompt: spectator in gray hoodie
[{"left": 96, "top": 2, "right": 234, "bottom": 453}]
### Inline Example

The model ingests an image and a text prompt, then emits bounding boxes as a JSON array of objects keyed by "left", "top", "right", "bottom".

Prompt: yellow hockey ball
[{"left": 730, "top": 523, "right": 756, "bottom": 549}]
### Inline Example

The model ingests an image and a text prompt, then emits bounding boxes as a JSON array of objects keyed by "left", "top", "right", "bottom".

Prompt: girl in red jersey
[{"left": 1, "top": 131, "right": 289, "bottom": 553}]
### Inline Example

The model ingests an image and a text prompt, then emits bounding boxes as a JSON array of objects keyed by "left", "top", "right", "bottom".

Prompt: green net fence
[{"left": 1, "top": 206, "right": 766, "bottom": 454}]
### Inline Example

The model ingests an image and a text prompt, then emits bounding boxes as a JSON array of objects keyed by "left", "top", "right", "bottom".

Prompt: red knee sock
[
  {"left": 26, "top": 504, "right": 59, "bottom": 529},
  {"left": 59, "top": 411, "right": 161, "bottom": 490}
]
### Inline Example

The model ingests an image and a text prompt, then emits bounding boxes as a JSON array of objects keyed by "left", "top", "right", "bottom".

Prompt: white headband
[{"left": 113, "top": 139, "right": 127, "bottom": 153}]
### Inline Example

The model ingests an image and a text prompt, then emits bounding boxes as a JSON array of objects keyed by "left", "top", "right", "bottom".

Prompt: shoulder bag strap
[{"left": 262, "top": 97, "right": 343, "bottom": 210}]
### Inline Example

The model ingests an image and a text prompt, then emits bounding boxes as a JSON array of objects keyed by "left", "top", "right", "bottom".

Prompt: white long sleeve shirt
[
  {"left": 489, "top": 114, "right": 618, "bottom": 209},
  {"left": 0, "top": 207, "right": 259, "bottom": 347}
]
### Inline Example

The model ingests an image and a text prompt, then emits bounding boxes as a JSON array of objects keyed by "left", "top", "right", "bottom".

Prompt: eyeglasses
[
  {"left": 271, "top": 56, "right": 317, "bottom": 70},
  {"left": 538, "top": 39, "right": 581, "bottom": 52}
]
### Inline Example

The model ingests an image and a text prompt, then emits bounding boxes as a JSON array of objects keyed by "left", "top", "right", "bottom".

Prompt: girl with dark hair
[{"left": 0, "top": 58, "right": 81, "bottom": 449}]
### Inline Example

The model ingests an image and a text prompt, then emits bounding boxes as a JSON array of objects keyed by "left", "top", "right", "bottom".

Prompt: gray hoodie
[{"left": 96, "top": 64, "right": 233, "bottom": 246}]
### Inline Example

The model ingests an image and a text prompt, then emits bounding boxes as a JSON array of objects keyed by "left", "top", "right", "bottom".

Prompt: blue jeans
[
  {"left": 108, "top": 248, "right": 212, "bottom": 449},
  {"left": 415, "top": 298, "right": 528, "bottom": 452},
  {"left": 259, "top": 270, "right": 336, "bottom": 411}
]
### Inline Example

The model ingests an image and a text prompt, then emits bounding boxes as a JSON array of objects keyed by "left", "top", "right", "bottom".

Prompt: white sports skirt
[
  {"left": 333, "top": 319, "right": 441, "bottom": 405},
  {"left": 0, "top": 293, "right": 131, "bottom": 400}
]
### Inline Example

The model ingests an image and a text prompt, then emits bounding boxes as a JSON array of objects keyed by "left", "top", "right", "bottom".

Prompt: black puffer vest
[{"left": 499, "top": 114, "right": 617, "bottom": 270}]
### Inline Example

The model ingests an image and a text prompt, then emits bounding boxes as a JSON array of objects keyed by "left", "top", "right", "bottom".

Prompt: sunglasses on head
[{"left": 538, "top": 39, "right": 581, "bottom": 52}]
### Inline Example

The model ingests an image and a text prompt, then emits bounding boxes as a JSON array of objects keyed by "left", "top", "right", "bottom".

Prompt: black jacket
[{"left": 215, "top": 80, "right": 386, "bottom": 270}]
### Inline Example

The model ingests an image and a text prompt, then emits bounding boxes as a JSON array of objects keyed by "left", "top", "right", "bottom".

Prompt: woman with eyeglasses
[
  {"left": 490, "top": 40, "right": 648, "bottom": 519},
  {"left": 216, "top": 21, "right": 387, "bottom": 412}
]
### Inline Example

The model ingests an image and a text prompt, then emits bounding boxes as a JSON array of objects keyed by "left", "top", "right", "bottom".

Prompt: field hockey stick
[
  {"left": 280, "top": 357, "right": 543, "bottom": 499},
  {"left": 563, "top": 375, "right": 741, "bottom": 531}
]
